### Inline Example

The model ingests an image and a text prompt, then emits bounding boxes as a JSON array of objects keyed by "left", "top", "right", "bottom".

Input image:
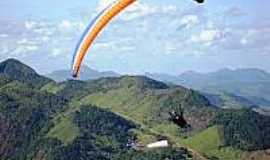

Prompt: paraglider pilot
[{"left": 169, "top": 110, "right": 190, "bottom": 129}]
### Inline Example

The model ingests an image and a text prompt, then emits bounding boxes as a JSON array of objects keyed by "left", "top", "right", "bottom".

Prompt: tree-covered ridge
[
  {"left": 54, "top": 107, "right": 191, "bottom": 160},
  {"left": 56, "top": 76, "right": 216, "bottom": 131},
  {"left": 32, "top": 106, "right": 137, "bottom": 160},
  {"left": 0, "top": 59, "right": 52, "bottom": 88},
  {"left": 0, "top": 79, "right": 66, "bottom": 160},
  {"left": 0, "top": 62, "right": 193, "bottom": 160},
  {"left": 56, "top": 75, "right": 270, "bottom": 158},
  {"left": 74, "top": 106, "right": 136, "bottom": 145},
  {"left": 1, "top": 101, "right": 192, "bottom": 160},
  {"left": 212, "top": 108, "right": 270, "bottom": 151},
  {"left": 1, "top": 59, "right": 270, "bottom": 160}
]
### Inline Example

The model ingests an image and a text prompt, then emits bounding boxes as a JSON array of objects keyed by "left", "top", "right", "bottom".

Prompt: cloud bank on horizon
[{"left": 0, "top": 0, "right": 269, "bottom": 74}]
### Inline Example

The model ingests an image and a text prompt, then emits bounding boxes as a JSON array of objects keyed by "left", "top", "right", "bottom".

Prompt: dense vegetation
[
  {"left": 212, "top": 109, "right": 270, "bottom": 151},
  {"left": 0, "top": 58, "right": 51, "bottom": 88},
  {"left": 0, "top": 59, "right": 193, "bottom": 160},
  {"left": 0, "top": 81, "right": 66, "bottom": 159},
  {"left": 202, "top": 92, "right": 257, "bottom": 109},
  {"left": 45, "top": 107, "right": 191, "bottom": 160},
  {"left": 57, "top": 76, "right": 217, "bottom": 131},
  {"left": 1, "top": 59, "right": 270, "bottom": 160}
]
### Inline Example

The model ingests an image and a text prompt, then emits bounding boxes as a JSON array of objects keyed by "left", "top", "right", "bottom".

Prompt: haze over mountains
[
  {"left": 1, "top": 58, "right": 270, "bottom": 160},
  {"left": 146, "top": 69, "right": 270, "bottom": 108},
  {"left": 48, "top": 66, "right": 270, "bottom": 108},
  {"left": 47, "top": 65, "right": 120, "bottom": 82}
]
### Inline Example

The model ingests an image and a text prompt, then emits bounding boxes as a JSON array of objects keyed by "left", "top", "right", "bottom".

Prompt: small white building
[{"left": 146, "top": 140, "right": 169, "bottom": 148}]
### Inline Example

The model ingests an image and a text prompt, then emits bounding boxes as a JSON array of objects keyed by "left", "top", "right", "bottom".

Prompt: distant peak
[
  {"left": 0, "top": 58, "right": 51, "bottom": 87},
  {"left": 237, "top": 68, "right": 268, "bottom": 73},
  {"left": 1, "top": 58, "right": 25, "bottom": 65},
  {"left": 119, "top": 75, "right": 168, "bottom": 89},
  {"left": 0, "top": 58, "right": 36, "bottom": 74},
  {"left": 180, "top": 70, "right": 201, "bottom": 76},
  {"left": 217, "top": 68, "right": 232, "bottom": 72}
]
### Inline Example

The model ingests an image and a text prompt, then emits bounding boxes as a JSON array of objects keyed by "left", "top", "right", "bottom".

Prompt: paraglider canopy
[{"left": 71, "top": 0, "right": 205, "bottom": 78}]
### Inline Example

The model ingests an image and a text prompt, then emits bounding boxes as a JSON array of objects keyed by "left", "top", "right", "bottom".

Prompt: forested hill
[
  {"left": 0, "top": 72, "right": 191, "bottom": 159},
  {"left": 1, "top": 59, "right": 270, "bottom": 160},
  {"left": 0, "top": 58, "right": 52, "bottom": 88}
]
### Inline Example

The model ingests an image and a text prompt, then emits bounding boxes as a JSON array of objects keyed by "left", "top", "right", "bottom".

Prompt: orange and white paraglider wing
[{"left": 71, "top": 0, "right": 136, "bottom": 78}]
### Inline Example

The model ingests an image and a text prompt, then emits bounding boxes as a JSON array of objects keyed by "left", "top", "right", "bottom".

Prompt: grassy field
[
  {"left": 40, "top": 82, "right": 65, "bottom": 94},
  {"left": 181, "top": 126, "right": 246, "bottom": 160},
  {"left": 80, "top": 87, "right": 181, "bottom": 136},
  {"left": 47, "top": 116, "right": 80, "bottom": 145},
  {"left": 78, "top": 88, "right": 249, "bottom": 160},
  {"left": 45, "top": 82, "right": 251, "bottom": 160}
]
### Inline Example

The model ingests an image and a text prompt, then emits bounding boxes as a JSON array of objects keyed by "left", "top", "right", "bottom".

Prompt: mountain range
[
  {"left": 146, "top": 69, "right": 270, "bottom": 108},
  {"left": 46, "top": 65, "right": 120, "bottom": 82},
  {"left": 48, "top": 66, "right": 270, "bottom": 108},
  {"left": 1, "top": 58, "right": 270, "bottom": 160}
]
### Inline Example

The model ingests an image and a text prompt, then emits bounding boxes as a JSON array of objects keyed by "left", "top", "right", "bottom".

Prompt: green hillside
[
  {"left": 1, "top": 59, "right": 270, "bottom": 160},
  {"left": 182, "top": 126, "right": 245, "bottom": 160},
  {"left": 0, "top": 80, "right": 65, "bottom": 159},
  {"left": 212, "top": 109, "right": 270, "bottom": 151},
  {"left": 202, "top": 92, "right": 256, "bottom": 109},
  {"left": 0, "top": 59, "right": 194, "bottom": 160},
  {"left": 56, "top": 76, "right": 217, "bottom": 133},
  {"left": 58, "top": 76, "right": 270, "bottom": 160},
  {"left": 0, "top": 59, "right": 52, "bottom": 88},
  {"left": 0, "top": 78, "right": 192, "bottom": 160},
  {"left": 148, "top": 69, "right": 270, "bottom": 107}
]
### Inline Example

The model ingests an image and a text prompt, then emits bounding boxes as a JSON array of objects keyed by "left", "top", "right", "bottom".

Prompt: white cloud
[
  {"left": 25, "top": 21, "right": 36, "bottom": 30},
  {"left": 96, "top": 0, "right": 116, "bottom": 12},
  {"left": 180, "top": 15, "right": 199, "bottom": 29},
  {"left": 0, "top": 34, "right": 8, "bottom": 38},
  {"left": 17, "top": 38, "right": 29, "bottom": 45},
  {"left": 191, "top": 29, "right": 222, "bottom": 45},
  {"left": 93, "top": 42, "right": 114, "bottom": 50},
  {"left": 200, "top": 30, "right": 219, "bottom": 42},
  {"left": 164, "top": 42, "right": 177, "bottom": 55},
  {"left": 119, "top": 46, "right": 135, "bottom": 52},
  {"left": 59, "top": 20, "right": 72, "bottom": 29},
  {"left": 2, "top": 1, "right": 270, "bottom": 74},
  {"left": 96, "top": 0, "right": 178, "bottom": 22},
  {"left": 240, "top": 38, "right": 248, "bottom": 45},
  {"left": 51, "top": 48, "right": 63, "bottom": 57},
  {"left": 33, "top": 28, "right": 52, "bottom": 35},
  {"left": 226, "top": 7, "right": 245, "bottom": 17},
  {"left": 25, "top": 45, "right": 39, "bottom": 51},
  {"left": 74, "top": 22, "right": 86, "bottom": 32},
  {"left": 17, "top": 38, "right": 37, "bottom": 45},
  {"left": 206, "top": 21, "right": 214, "bottom": 29},
  {"left": 1, "top": 46, "right": 9, "bottom": 54},
  {"left": 41, "top": 36, "right": 50, "bottom": 42},
  {"left": 161, "top": 5, "right": 177, "bottom": 13},
  {"left": 11, "top": 44, "right": 39, "bottom": 57}
]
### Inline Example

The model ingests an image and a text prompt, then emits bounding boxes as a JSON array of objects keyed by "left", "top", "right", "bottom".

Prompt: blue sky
[{"left": 0, "top": 0, "right": 269, "bottom": 75}]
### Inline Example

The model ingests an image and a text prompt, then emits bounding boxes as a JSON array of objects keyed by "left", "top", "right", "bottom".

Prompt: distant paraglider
[{"left": 71, "top": 0, "right": 205, "bottom": 78}]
